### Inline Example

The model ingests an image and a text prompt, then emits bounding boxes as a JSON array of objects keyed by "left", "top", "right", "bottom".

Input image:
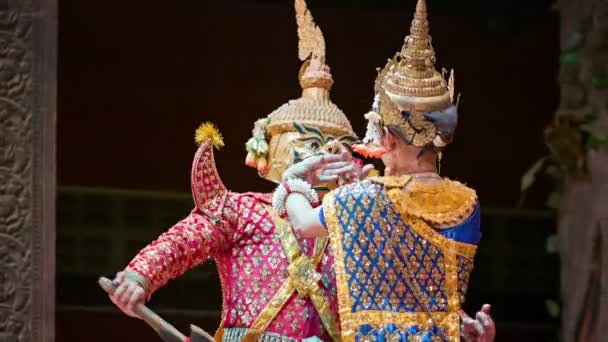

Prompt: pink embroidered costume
[
  {"left": 127, "top": 139, "right": 340, "bottom": 341},
  {"left": 121, "top": 1, "right": 359, "bottom": 340}
]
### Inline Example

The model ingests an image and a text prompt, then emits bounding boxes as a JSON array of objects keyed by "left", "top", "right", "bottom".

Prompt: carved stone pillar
[{"left": 0, "top": 0, "right": 56, "bottom": 341}]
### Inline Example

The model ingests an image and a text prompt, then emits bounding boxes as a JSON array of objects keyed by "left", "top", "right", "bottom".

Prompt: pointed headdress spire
[
  {"left": 360, "top": 0, "right": 458, "bottom": 150},
  {"left": 381, "top": 0, "right": 454, "bottom": 113}
]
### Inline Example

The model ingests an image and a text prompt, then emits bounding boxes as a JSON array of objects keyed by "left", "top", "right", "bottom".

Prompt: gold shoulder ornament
[{"left": 388, "top": 179, "right": 478, "bottom": 228}]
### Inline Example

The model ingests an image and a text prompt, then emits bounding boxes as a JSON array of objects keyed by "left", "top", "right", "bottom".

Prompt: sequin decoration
[
  {"left": 395, "top": 179, "right": 478, "bottom": 229},
  {"left": 127, "top": 190, "right": 338, "bottom": 340},
  {"left": 456, "top": 255, "right": 475, "bottom": 304},
  {"left": 324, "top": 180, "right": 478, "bottom": 341},
  {"left": 126, "top": 211, "right": 230, "bottom": 295},
  {"left": 190, "top": 141, "right": 227, "bottom": 213},
  {"left": 126, "top": 127, "right": 341, "bottom": 340},
  {"left": 242, "top": 214, "right": 339, "bottom": 342}
]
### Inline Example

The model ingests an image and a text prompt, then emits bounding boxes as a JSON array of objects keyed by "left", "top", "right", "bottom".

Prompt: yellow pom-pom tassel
[{"left": 194, "top": 122, "right": 224, "bottom": 149}]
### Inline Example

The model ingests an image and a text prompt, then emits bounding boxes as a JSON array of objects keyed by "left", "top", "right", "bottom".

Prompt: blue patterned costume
[{"left": 321, "top": 176, "right": 480, "bottom": 341}]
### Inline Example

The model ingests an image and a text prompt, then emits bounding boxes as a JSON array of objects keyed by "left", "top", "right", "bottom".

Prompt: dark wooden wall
[{"left": 58, "top": 0, "right": 559, "bottom": 208}]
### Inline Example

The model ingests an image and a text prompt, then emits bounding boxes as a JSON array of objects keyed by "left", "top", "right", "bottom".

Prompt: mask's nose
[{"left": 321, "top": 140, "right": 342, "bottom": 155}]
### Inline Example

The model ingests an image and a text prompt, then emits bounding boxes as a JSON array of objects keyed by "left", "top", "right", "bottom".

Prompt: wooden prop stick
[{"left": 98, "top": 277, "right": 214, "bottom": 342}]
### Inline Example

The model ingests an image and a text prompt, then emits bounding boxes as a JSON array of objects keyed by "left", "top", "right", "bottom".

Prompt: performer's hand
[
  {"left": 317, "top": 142, "right": 374, "bottom": 184},
  {"left": 460, "top": 305, "right": 496, "bottom": 342},
  {"left": 282, "top": 150, "right": 351, "bottom": 185},
  {"left": 320, "top": 159, "right": 374, "bottom": 185},
  {"left": 284, "top": 140, "right": 373, "bottom": 186},
  {"left": 109, "top": 271, "right": 145, "bottom": 319}
]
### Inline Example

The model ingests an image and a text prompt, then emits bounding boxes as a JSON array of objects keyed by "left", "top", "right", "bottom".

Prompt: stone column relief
[{"left": 0, "top": 0, "right": 56, "bottom": 341}]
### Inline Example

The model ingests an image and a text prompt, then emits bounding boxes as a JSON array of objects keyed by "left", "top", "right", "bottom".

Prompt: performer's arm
[
  {"left": 111, "top": 124, "right": 234, "bottom": 318},
  {"left": 124, "top": 210, "right": 228, "bottom": 295},
  {"left": 281, "top": 148, "right": 372, "bottom": 237},
  {"left": 110, "top": 210, "right": 230, "bottom": 318},
  {"left": 285, "top": 193, "right": 327, "bottom": 237}
]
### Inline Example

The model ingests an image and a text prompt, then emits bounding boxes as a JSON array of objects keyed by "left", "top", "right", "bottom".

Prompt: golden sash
[{"left": 241, "top": 214, "right": 340, "bottom": 342}]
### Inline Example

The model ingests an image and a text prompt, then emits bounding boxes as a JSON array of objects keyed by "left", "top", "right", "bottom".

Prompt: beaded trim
[
  {"left": 272, "top": 178, "right": 319, "bottom": 218},
  {"left": 222, "top": 328, "right": 299, "bottom": 342}
]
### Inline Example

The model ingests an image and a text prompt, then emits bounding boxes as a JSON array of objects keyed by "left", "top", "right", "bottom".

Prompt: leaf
[
  {"left": 546, "top": 234, "right": 559, "bottom": 254},
  {"left": 579, "top": 122, "right": 606, "bottom": 136},
  {"left": 521, "top": 157, "right": 548, "bottom": 192},
  {"left": 583, "top": 111, "right": 597, "bottom": 122},
  {"left": 545, "top": 165, "right": 562, "bottom": 180},
  {"left": 586, "top": 134, "right": 607, "bottom": 150},
  {"left": 592, "top": 76, "right": 608, "bottom": 89},
  {"left": 546, "top": 191, "right": 561, "bottom": 209},
  {"left": 545, "top": 299, "right": 560, "bottom": 318},
  {"left": 560, "top": 50, "right": 580, "bottom": 65}
]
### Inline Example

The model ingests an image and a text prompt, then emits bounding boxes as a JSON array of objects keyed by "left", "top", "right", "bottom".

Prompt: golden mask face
[{"left": 261, "top": 122, "right": 358, "bottom": 189}]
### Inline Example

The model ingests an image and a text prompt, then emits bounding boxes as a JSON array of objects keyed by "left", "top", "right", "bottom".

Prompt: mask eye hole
[{"left": 308, "top": 141, "right": 320, "bottom": 150}]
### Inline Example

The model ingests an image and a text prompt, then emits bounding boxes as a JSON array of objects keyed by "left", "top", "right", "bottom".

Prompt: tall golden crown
[
  {"left": 381, "top": 0, "right": 454, "bottom": 113},
  {"left": 264, "top": 0, "right": 355, "bottom": 137},
  {"left": 245, "top": 0, "right": 356, "bottom": 181}
]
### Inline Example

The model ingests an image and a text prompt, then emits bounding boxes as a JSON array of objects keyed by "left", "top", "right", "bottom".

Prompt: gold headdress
[
  {"left": 264, "top": 0, "right": 353, "bottom": 137},
  {"left": 245, "top": 0, "right": 357, "bottom": 183},
  {"left": 382, "top": 0, "right": 454, "bottom": 112},
  {"left": 371, "top": 0, "right": 457, "bottom": 149}
]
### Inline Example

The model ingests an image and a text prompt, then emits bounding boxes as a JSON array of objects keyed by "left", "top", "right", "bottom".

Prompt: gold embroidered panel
[{"left": 324, "top": 180, "right": 477, "bottom": 341}]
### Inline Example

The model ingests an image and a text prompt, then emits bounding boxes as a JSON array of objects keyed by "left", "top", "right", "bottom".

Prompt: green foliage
[
  {"left": 545, "top": 234, "right": 559, "bottom": 254},
  {"left": 586, "top": 133, "right": 607, "bottom": 149},
  {"left": 521, "top": 110, "right": 605, "bottom": 203},
  {"left": 521, "top": 157, "right": 548, "bottom": 193},
  {"left": 545, "top": 299, "right": 561, "bottom": 319},
  {"left": 560, "top": 50, "right": 580, "bottom": 65},
  {"left": 591, "top": 75, "right": 608, "bottom": 89},
  {"left": 546, "top": 191, "right": 561, "bottom": 209},
  {"left": 580, "top": 114, "right": 607, "bottom": 150}
]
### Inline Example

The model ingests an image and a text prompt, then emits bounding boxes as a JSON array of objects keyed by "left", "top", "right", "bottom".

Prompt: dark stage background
[{"left": 56, "top": 1, "right": 560, "bottom": 341}]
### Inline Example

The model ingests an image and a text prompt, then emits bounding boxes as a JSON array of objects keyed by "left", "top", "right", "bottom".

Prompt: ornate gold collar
[
  {"left": 368, "top": 175, "right": 413, "bottom": 188},
  {"left": 371, "top": 176, "right": 477, "bottom": 228}
]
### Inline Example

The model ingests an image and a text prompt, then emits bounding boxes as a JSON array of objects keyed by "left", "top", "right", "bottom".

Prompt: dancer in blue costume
[{"left": 270, "top": 0, "right": 495, "bottom": 341}]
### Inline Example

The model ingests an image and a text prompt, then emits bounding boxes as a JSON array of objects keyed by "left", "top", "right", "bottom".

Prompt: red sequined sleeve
[{"left": 124, "top": 209, "right": 229, "bottom": 295}]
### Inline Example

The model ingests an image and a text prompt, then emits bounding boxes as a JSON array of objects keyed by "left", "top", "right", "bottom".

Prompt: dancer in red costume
[{"left": 110, "top": 1, "right": 362, "bottom": 340}]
